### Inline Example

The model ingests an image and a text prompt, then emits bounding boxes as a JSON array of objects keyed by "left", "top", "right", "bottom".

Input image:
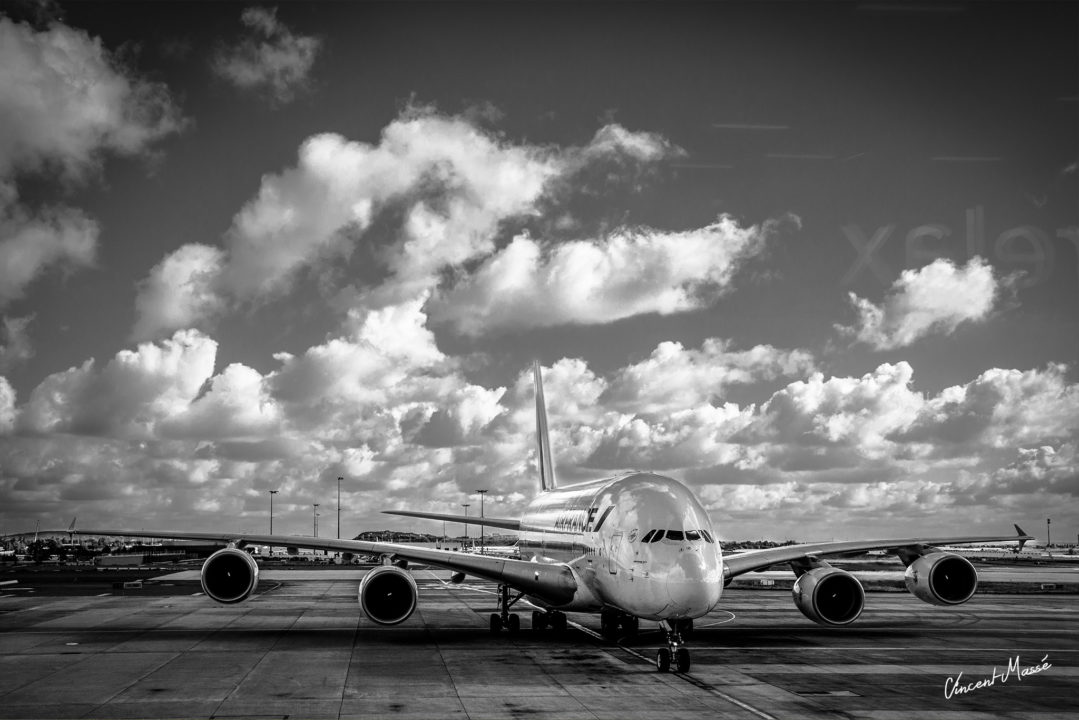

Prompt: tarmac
[{"left": 0, "top": 567, "right": 1075, "bottom": 719}]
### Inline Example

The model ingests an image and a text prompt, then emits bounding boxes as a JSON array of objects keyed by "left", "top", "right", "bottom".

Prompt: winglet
[
  {"left": 68, "top": 517, "right": 77, "bottom": 535},
  {"left": 533, "top": 361, "right": 556, "bottom": 492},
  {"left": 1014, "top": 524, "right": 1030, "bottom": 552}
]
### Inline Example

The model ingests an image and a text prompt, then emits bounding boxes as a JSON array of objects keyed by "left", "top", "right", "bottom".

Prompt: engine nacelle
[
  {"left": 792, "top": 566, "right": 865, "bottom": 626},
  {"left": 904, "top": 552, "right": 977, "bottom": 606},
  {"left": 358, "top": 565, "right": 418, "bottom": 625},
  {"left": 200, "top": 548, "right": 259, "bottom": 604}
]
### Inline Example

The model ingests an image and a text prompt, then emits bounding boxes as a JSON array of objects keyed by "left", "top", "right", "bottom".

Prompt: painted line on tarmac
[
  {"left": 677, "top": 646, "right": 1079, "bottom": 653},
  {"left": 568, "top": 620, "right": 778, "bottom": 720}
]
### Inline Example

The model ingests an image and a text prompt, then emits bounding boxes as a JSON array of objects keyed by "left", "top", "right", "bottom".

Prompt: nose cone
[{"left": 666, "top": 548, "right": 722, "bottom": 618}]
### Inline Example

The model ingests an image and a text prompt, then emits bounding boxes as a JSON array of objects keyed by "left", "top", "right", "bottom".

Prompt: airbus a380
[{"left": 68, "top": 363, "right": 1032, "bottom": 673}]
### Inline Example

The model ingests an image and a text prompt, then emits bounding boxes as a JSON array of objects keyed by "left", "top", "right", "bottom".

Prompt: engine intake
[
  {"left": 201, "top": 548, "right": 259, "bottom": 604},
  {"left": 904, "top": 552, "right": 977, "bottom": 605},
  {"left": 358, "top": 565, "right": 418, "bottom": 625},
  {"left": 792, "top": 566, "right": 865, "bottom": 626}
]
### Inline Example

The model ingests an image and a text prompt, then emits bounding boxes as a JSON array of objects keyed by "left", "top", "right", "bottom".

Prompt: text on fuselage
[{"left": 553, "top": 506, "right": 612, "bottom": 533}]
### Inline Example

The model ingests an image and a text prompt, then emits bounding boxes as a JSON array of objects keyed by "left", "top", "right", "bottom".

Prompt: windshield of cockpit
[{"left": 639, "top": 528, "right": 715, "bottom": 543}]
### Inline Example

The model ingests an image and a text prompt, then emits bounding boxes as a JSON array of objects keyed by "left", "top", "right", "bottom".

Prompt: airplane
[{"left": 60, "top": 362, "right": 1034, "bottom": 673}]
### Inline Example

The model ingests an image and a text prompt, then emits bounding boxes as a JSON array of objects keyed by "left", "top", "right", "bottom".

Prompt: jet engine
[
  {"left": 904, "top": 552, "right": 977, "bottom": 605},
  {"left": 200, "top": 548, "right": 259, "bottom": 604},
  {"left": 792, "top": 566, "right": 865, "bottom": 626},
  {"left": 358, "top": 565, "right": 418, "bottom": 625}
]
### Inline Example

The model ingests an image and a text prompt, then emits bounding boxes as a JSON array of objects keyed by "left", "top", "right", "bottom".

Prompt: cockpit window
[{"left": 642, "top": 529, "right": 715, "bottom": 543}]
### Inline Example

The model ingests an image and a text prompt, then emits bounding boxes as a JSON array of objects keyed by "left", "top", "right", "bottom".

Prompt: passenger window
[
  {"left": 685, "top": 530, "right": 701, "bottom": 541},
  {"left": 650, "top": 530, "right": 665, "bottom": 542},
  {"left": 666, "top": 530, "right": 684, "bottom": 542}
]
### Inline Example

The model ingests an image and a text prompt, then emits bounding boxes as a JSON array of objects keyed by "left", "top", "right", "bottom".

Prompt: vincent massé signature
[{"left": 944, "top": 655, "right": 1053, "bottom": 699}]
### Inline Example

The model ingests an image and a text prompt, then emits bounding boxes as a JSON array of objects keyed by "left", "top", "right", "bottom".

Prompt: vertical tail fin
[{"left": 533, "top": 361, "right": 556, "bottom": 492}]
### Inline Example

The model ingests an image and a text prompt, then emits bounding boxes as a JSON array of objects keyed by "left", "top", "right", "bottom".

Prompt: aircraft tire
[
  {"left": 532, "top": 611, "right": 547, "bottom": 632},
  {"left": 674, "top": 648, "right": 691, "bottom": 673},
  {"left": 656, "top": 648, "right": 671, "bottom": 672},
  {"left": 508, "top": 613, "right": 520, "bottom": 634},
  {"left": 489, "top": 613, "right": 502, "bottom": 634}
]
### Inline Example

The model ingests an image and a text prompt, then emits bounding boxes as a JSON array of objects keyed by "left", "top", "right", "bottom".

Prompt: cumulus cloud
[
  {"left": 132, "top": 110, "right": 683, "bottom": 338},
  {"left": 604, "top": 339, "right": 815, "bottom": 413},
  {"left": 905, "top": 363, "right": 1079, "bottom": 451},
  {"left": 432, "top": 215, "right": 792, "bottom": 335},
  {"left": 0, "top": 314, "right": 35, "bottom": 372},
  {"left": 841, "top": 257, "right": 1007, "bottom": 350},
  {"left": 19, "top": 329, "right": 217, "bottom": 439},
  {"left": 0, "top": 17, "right": 184, "bottom": 179},
  {"left": 0, "top": 189, "right": 98, "bottom": 305},
  {"left": 131, "top": 244, "right": 226, "bottom": 340},
  {"left": 221, "top": 115, "right": 561, "bottom": 301},
  {"left": 161, "top": 362, "right": 281, "bottom": 441},
  {"left": 0, "top": 16, "right": 182, "bottom": 306},
  {"left": 0, "top": 376, "right": 14, "bottom": 435},
  {"left": 2, "top": 311, "right": 1077, "bottom": 538},
  {"left": 212, "top": 6, "right": 321, "bottom": 103}
]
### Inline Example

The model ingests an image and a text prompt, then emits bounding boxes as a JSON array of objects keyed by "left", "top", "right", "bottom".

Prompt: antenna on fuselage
[{"left": 533, "top": 361, "right": 556, "bottom": 492}]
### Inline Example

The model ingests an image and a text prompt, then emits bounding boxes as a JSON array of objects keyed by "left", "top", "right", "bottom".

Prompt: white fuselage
[{"left": 516, "top": 472, "right": 723, "bottom": 621}]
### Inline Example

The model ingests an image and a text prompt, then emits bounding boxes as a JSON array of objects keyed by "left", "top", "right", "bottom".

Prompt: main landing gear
[
  {"left": 489, "top": 584, "right": 568, "bottom": 636},
  {"left": 655, "top": 619, "right": 693, "bottom": 673},
  {"left": 600, "top": 608, "right": 639, "bottom": 641},
  {"left": 531, "top": 609, "right": 567, "bottom": 634},
  {"left": 489, "top": 584, "right": 524, "bottom": 635}
]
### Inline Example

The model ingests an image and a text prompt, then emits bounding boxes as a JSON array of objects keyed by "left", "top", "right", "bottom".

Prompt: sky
[{"left": 0, "top": 1, "right": 1076, "bottom": 543}]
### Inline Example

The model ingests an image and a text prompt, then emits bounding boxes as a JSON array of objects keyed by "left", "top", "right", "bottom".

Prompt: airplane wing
[
  {"left": 59, "top": 528, "right": 575, "bottom": 605},
  {"left": 381, "top": 510, "right": 521, "bottom": 531},
  {"left": 722, "top": 527, "right": 1034, "bottom": 579}
]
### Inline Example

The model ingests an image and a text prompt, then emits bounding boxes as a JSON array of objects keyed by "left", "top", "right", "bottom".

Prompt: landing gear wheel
[
  {"left": 507, "top": 613, "right": 520, "bottom": 634},
  {"left": 656, "top": 647, "right": 671, "bottom": 672},
  {"left": 552, "top": 612, "right": 567, "bottom": 633},
  {"left": 674, "top": 648, "right": 691, "bottom": 673},
  {"left": 600, "top": 609, "right": 620, "bottom": 641},
  {"left": 532, "top": 610, "right": 547, "bottom": 633},
  {"left": 620, "top": 615, "right": 639, "bottom": 637},
  {"left": 489, "top": 613, "right": 502, "bottom": 634}
]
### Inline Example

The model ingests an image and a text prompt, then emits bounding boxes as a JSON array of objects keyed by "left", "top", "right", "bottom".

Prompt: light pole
[
  {"left": 476, "top": 489, "right": 488, "bottom": 554},
  {"left": 461, "top": 503, "right": 470, "bottom": 548},
  {"left": 269, "top": 490, "right": 279, "bottom": 534},
  {"left": 337, "top": 476, "right": 343, "bottom": 540},
  {"left": 314, "top": 503, "right": 320, "bottom": 538},
  {"left": 1047, "top": 518, "right": 1051, "bottom": 551}
]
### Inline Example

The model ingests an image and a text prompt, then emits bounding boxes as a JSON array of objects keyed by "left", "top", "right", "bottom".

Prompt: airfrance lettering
[
  {"left": 552, "top": 506, "right": 613, "bottom": 533},
  {"left": 943, "top": 654, "right": 1052, "bottom": 699}
]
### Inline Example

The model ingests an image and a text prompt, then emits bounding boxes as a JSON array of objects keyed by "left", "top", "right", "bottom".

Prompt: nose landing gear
[{"left": 656, "top": 619, "right": 692, "bottom": 673}]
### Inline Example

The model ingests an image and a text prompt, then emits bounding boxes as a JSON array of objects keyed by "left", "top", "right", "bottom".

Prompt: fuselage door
[{"left": 608, "top": 532, "right": 623, "bottom": 575}]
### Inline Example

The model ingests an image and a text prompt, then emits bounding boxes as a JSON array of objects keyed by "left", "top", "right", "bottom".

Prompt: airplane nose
[{"left": 666, "top": 550, "right": 721, "bottom": 617}]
